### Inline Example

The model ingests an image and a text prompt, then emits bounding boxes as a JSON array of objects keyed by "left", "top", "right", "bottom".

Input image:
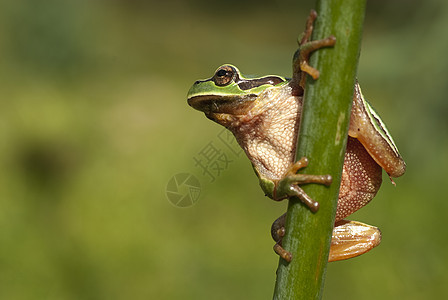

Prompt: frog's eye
[{"left": 214, "top": 65, "right": 236, "bottom": 86}]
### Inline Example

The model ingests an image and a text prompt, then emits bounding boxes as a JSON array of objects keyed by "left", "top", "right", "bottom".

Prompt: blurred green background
[{"left": 1, "top": 0, "right": 447, "bottom": 299}]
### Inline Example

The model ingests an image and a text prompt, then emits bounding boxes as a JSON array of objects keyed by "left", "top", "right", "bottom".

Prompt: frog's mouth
[{"left": 187, "top": 94, "right": 256, "bottom": 116}]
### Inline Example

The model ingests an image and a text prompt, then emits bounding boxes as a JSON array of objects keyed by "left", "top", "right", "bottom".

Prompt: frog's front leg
[
  {"left": 271, "top": 215, "right": 382, "bottom": 262},
  {"left": 268, "top": 157, "right": 332, "bottom": 262},
  {"left": 292, "top": 10, "right": 336, "bottom": 89},
  {"left": 274, "top": 157, "right": 332, "bottom": 212}
]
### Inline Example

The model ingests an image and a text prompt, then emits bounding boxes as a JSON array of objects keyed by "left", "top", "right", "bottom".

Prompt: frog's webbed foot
[
  {"left": 329, "top": 220, "right": 382, "bottom": 261},
  {"left": 274, "top": 157, "right": 332, "bottom": 213},
  {"left": 271, "top": 213, "right": 293, "bottom": 262},
  {"left": 271, "top": 217, "right": 382, "bottom": 262},
  {"left": 292, "top": 10, "right": 336, "bottom": 89}
]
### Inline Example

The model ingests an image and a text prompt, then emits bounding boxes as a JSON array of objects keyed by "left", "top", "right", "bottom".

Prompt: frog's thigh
[
  {"left": 336, "top": 137, "right": 382, "bottom": 221},
  {"left": 348, "top": 83, "right": 406, "bottom": 177},
  {"left": 329, "top": 220, "right": 381, "bottom": 262}
]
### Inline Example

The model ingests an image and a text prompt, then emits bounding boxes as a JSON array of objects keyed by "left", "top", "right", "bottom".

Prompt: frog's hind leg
[
  {"left": 329, "top": 220, "right": 382, "bottom": 262},
  {"left": 348, "top": 83, "right": 406, "bottom": 178},
  {"left": 336, "top": 137, "right": 383, "bottom": 221},
  {"left": 271, "top": 213, "right": 293, "bottom": 262}
]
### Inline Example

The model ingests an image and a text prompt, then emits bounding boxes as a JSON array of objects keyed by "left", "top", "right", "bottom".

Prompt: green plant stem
[{"left": 273, "top": 1, "right": 366, "bottom": 299}]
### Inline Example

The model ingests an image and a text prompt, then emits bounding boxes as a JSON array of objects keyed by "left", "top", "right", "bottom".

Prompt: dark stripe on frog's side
[
  {"left": 237, "top": 76, "right": 286, "bottom": 90},
  {"left": 193, "top": 75, "right": 285, "bottom": 91},
  {"left": 362, "top": 96, "right": 400, "bottom": 158}
]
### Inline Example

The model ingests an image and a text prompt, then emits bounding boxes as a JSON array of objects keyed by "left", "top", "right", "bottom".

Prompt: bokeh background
[{"left": 1, "top": 0, "right": 447, "bottom": 299}]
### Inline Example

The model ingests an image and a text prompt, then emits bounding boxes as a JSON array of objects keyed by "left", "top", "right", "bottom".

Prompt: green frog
[{"left": 187, "top": 11, "right": 405, "bottom": 262}]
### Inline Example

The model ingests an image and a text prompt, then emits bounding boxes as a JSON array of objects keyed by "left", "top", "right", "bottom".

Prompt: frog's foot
[
  {"left": 274, "top": 157, "right": 332, "bottom": 213},
  {"left": 329, "top": 220, "right": 382, "bottom": 262},
  {"left": 293, "top": 10, "right": 336, "bottom": 88},
  {"left": 271, "top": 213, "right": 292, "bottom": 262},
  {"left": 271, "top": 216, "right": 382, "bottom": 263}
]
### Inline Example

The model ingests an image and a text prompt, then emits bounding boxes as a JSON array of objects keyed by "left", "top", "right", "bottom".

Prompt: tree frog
[{"left": 187, "top": 10, "right": 406, "bottom": 262}]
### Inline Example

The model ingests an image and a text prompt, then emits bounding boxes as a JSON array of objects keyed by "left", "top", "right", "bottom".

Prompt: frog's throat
[{"left": 187, "top": 95, "right": 256, "bottom": 116}]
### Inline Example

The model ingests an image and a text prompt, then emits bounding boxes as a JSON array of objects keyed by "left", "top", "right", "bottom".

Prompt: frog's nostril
[{"left": 194, "top": 80, "right": 200, "bottom": 85}]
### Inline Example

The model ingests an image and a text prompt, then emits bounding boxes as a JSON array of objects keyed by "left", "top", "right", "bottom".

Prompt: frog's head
[{"left": 187, "top": 64, "right": 286, "bottom": 122}]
